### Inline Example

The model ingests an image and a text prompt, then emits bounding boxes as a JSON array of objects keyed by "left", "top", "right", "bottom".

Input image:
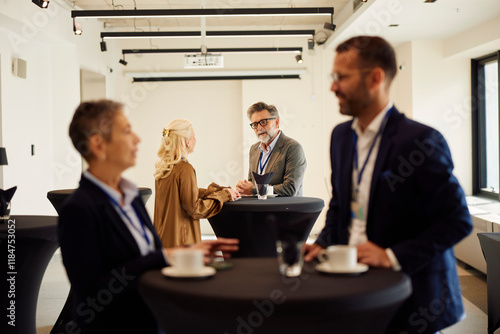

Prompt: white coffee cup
[
  {"left": 318, "top": 245, "right": 357, "bottom": 269},
  {"left": 169, "top": 249, "right": 204, "bottom": 274}
]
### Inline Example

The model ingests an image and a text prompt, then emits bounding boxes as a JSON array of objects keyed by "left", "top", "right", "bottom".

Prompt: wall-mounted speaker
[{"left": 12, "top": 58, "right": 27, "bottom": 79}]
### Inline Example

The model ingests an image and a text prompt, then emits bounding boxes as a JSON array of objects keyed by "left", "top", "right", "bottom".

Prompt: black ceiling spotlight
[
  {"left": 295, "top": 54, "right": 303, "bottom": 64},
  {"left": 308, "top": 38, "right": 315, "bottom": 50},
  {"left": 32, "top": 0, "right": 49, "bottom": 8},
  {"left": 119, "top": 54, "right": 128, "bottom": 66},
  {"left": 100, "top": 39, "right": 107, "bottom": 52},
  {"left": 323, "top": 22, "right": 336, "bottom": 31}
]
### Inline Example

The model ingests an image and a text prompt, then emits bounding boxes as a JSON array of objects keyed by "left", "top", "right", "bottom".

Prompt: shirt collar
[
  {"left": 83, "top": 170, "right": 139, "bottom": 207},
  {"left": 351, "top": 101, "right": 393, "bottom": 137},
  {"left": 259, "top": 130, "right": 281, "bottom": 154}
]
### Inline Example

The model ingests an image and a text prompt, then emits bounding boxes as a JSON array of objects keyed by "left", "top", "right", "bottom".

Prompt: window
[{"left": 472, "top": 52, "right": 500, "bottom": 198}]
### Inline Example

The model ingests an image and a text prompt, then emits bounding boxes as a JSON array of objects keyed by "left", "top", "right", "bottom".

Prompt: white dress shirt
[
  {"left": 348, "top": 102, "right": 401, "bottom": 271},
  {"left": 258, "top": 130, "right": 281, "bottom": 174}
]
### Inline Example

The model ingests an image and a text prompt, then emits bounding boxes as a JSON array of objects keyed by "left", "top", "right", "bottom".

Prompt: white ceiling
[
  {"left": 72, "top": 0, "right": 349, "bottom": 33},
  {"left": 71, "top": 0, "right": 500, "bottom": 44},
  {"left": 69, "top": 0, "right": 500, "bottom": 60}
]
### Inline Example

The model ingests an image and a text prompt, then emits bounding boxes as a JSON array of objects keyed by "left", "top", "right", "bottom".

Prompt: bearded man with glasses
[
  {"left": 236, "top": 101, "right": 306, "bottom": 197},
  {"left": 304, "top": 36, "right": 472, "bottom": 334}
]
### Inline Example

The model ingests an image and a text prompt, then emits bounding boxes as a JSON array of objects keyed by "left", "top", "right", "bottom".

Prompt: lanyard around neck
[
  {"left": 353, "top": 109, "right": 391, "bottom": 189},
  {"left": 258, "top": 150, "right": 272, "bottom": 175},
  {"left": 107, "top": 194, "right": 151, "bottom": 247}
]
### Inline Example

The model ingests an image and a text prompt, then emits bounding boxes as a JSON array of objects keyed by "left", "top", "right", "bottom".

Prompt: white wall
[
  {"left": 120, "top": 45, "right": 338, "bottom": 235},
  {"left": 0, "top": 1, "right": 114, "bottom": 214},
  {"left": 392, "top": 40, "right": 472, "bottom": 194}
]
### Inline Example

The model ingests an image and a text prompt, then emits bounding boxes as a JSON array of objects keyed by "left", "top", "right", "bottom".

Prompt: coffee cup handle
[{"left": 317, "top": 249, "right": 328, "bottom": 262}]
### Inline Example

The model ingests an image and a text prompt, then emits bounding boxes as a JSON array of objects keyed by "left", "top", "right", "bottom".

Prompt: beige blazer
[
  {"left": 247, "top": 131, "right": 306, "bottom": 196},
  {"left": 154, "top": 161, "right": 231, "bottom": 247}
]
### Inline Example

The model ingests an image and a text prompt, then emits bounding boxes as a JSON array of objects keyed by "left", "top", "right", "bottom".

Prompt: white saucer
[
  {"left": 161, "top": 266, "right": 216, "bottom": 279},
  {"left": 316, "top": 262, "right": 369, "bottom": 275}
]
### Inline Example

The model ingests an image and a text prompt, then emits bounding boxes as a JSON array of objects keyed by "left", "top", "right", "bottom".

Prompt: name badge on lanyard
[{"left": 350, "top": 109, "right": 391, "bottom": 221}]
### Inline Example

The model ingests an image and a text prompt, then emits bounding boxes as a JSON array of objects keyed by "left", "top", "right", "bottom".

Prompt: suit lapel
[
  {"left": 368, "top": 107, "right": 398, "bottom": 216},
  {"left": 81, "top": 177, "right": 144, "bottom": 254},
  {"left": 132, "top": 198, "right": 163, "bottom": 250},
  {"left": 339, "top": 125, "right": 355, "bottom": 214},
  {"left": 264, "top": 132, "right": 284, "bottom": 174}
]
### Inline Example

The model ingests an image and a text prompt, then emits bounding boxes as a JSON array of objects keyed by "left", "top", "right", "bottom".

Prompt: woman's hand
[
  {"left": 164, "top": 238, "right": 240, "bottom": 264},
  {"left": 226, "top": 187, "right": 241, "bottom": 201},
  {"left": 194, "top": 238, "right": 240, "bottom": 263}
]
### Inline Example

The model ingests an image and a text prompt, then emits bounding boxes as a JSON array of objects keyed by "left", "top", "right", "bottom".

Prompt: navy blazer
[
  {"left": 317, "top": 107, "right": 472, "bottom": 334},
  {"left": 58, "top": 176, "right": 167, "bottom": 334}
]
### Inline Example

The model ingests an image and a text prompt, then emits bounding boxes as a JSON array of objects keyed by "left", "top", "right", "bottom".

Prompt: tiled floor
[{"left": 36, "top": 251, "right": 498, "bottom": 334}]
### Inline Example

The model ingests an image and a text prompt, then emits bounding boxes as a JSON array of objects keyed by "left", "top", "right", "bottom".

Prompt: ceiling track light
[
  {"left": 73, "top": 19, "right": 83, "bottom": 35},
  {"left": 101, "top": 30, "right": 315, "bottom": 40},
  {"left": 32, "top": 0, "right": 49, "bottom": 8},
  {"left": 295, "top": 54, "right": 303, "bottom": 64},
  {"left": 72, "top": 7, "right": 334, "bottom": 19},
  {"left": 122, "top": 47, "right": 303, "bottom": 55},
  {"left": 100, "top": 40, "right": 107, "bottom": 52},
  {"left": 323, "top": 22, "right": 336, "bottom": 31},
  {"left": 119, "top": 54, "right": 128, "bottom": 66}
]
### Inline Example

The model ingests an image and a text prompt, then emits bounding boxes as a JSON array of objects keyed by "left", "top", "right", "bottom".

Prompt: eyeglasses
[
  {"left": 330, "top": 68, "right": 374, "bottom": 83},
  {"left": 249, "top": 118, "right": 276, "bottom": 129}
]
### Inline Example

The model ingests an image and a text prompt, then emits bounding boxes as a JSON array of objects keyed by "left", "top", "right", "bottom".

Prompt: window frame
[{"left": 472, "top": 51, "right": 500, "bottom": 199}]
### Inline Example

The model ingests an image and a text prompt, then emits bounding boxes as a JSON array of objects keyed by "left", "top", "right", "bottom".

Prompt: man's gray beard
[{"left": 259, "top": 130, "right": 276, "bottom": 144}]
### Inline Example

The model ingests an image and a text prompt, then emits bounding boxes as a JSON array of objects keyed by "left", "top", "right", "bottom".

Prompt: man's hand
[
  {"left": 356, "top": 241, "right": 391, "bottom": 268},
  {"left": 236, "top": 180, "right": 254, "bottom": 195},
  {"left": 304, "top": 243, "right": 324, "bottom": 262}
]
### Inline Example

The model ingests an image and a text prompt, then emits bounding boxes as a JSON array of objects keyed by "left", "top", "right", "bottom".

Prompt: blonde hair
[{"left": 154, "top": 119, "right": 193, "bottom": 180}]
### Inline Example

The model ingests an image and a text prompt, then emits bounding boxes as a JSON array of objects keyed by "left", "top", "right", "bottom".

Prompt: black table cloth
[
  {"left": 478, "top": 232, "right": 500, "bottom": 334},
  {"left": 139, "top": 258, "right": 412, "bottom": 334},
  {"left": 0, "top": 215, "right": 59, "bottom": 334},
  {"left": 208, "top": 196, "right": 324, "bottom": 257}
]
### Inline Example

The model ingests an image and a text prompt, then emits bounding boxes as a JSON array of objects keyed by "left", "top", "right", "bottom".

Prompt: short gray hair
[{"left": 246, "top": 101, "right": 279, "bottom": 120}]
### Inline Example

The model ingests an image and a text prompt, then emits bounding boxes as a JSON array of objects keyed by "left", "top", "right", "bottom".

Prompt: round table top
[
  {"left": 223, "top": 196, "right": 324, "bottom": 213},
  {"left": 0, "top": 215, "right": 58, "bottom": 240},
  {"left": 47, "top": 187, "right": 152, "bottom": 199},
  {"left": 140, "top": 257, "right": 411, "bottom": 316}
]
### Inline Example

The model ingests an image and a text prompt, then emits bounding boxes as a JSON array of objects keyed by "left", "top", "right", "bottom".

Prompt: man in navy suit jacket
[{"left": 305, "top": 36, "right": 472, "bottom": 334}]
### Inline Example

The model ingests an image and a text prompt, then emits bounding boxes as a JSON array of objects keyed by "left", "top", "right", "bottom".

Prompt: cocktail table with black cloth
[
  {"left": 139, "top": 257, "right": 412, "bottom": 334},
  {"left": 478, "top": 232, "right": 500, "bottom": 334},
  {"left": 0, "top": 215, "right": 59, "bottom": 334},
  {"left": 207, "top": 196, "right": 324, "bottom": 258}
]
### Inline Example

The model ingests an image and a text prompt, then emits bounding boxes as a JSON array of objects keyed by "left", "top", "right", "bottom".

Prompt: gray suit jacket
[{"left": 247, "top": 131, "right": 306, "bottom": 196}]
